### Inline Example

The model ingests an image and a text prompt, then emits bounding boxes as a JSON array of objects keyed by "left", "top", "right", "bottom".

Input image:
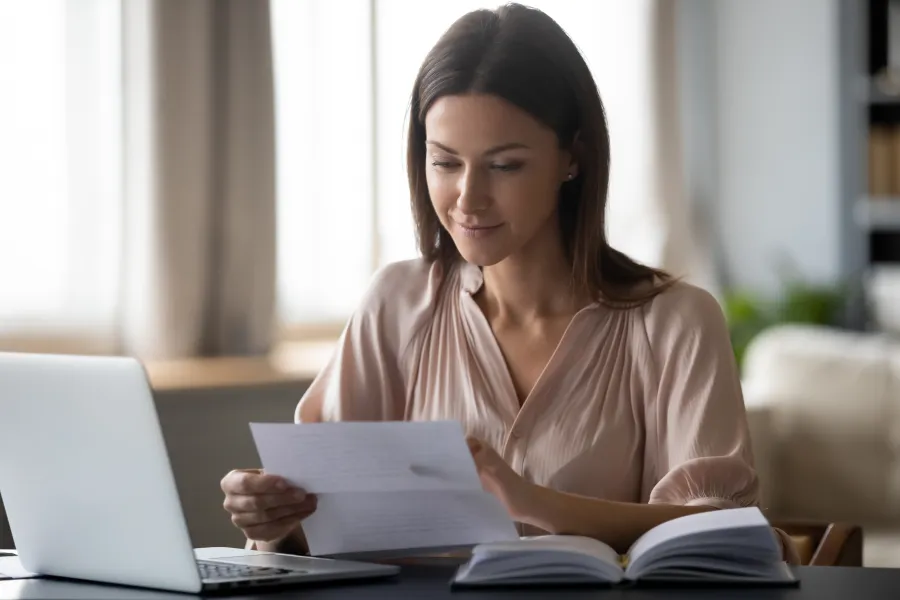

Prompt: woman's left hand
[{"left": 466, "top": 436, "right": 537, "bottom": 521}]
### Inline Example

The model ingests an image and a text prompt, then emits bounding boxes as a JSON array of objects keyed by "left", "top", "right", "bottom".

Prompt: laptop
[{"left": 0, "top": 352, "right": 400, "bottom": 593}]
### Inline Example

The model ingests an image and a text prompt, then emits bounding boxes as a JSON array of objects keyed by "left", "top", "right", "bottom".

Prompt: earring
[{"left": 566, "top": 172, "right": 575, "bottom": 180}]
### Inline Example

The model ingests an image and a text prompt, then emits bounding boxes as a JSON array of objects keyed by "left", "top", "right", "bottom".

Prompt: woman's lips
[{"left": 455, "top": 222, "right": 504, "bottom": 238}]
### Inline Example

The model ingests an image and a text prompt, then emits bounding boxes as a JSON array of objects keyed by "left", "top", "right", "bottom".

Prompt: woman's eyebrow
[{"left": 425, "top": 140, "right": 531, "bottom": 156}]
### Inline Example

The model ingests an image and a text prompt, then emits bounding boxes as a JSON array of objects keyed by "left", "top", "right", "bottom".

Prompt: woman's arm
[
  {"left": 470, "top": 435, "right": 798, "bottom": 561},
  {"left": 519, "top": 486, "right": 715, "bottom": 554},
  {"left": 467, "top": 437, "right": 715, "bottom": 554}
]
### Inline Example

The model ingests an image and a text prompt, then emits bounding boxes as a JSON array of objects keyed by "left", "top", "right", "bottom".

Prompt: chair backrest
[{"left": 774, "top": 521, "right": 863, "bottom": 566}]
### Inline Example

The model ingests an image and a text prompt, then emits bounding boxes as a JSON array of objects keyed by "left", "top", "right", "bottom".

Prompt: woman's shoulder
[
  {"left": 354, "top": 257, "right": 450, "bottom": 356},
  {"left": 642, "top": 279, "right": 722, "bottom": 320},
  {"left": 637, "top": 279, "right": 728, "bottom": 346},
  {"left": 625, "top": 280, "right": 735, "bottom": 393},
  {"left": 360, "top": 257, "right": 446, "bottom": 314}
]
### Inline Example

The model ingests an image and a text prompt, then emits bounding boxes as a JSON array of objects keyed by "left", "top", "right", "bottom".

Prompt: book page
[
  {"left": 626, "top": 507, "right": 769, "bottom": 566},
  {"left": 474, "top": 535, "right": 621, "bottom": 567},
  {"left": 454, "top": 535, "right": 625, "bottom": 585}
]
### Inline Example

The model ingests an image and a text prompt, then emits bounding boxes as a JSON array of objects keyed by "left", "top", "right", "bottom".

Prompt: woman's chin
[{"left": 455, "top": 245, "right": 509, "bottom": 267}]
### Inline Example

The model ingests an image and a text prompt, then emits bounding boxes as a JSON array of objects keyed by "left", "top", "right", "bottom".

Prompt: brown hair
[{"left": 406, "top": 2, "right": 673, "bottom": 306}]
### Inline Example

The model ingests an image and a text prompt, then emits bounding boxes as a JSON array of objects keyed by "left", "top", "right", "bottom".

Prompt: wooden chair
[{"left": 774, "top": 521, "right": 863, "bottom": 566}]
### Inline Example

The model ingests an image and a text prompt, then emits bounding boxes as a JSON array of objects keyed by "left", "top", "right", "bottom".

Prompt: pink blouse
[{"left": 295, "top": 258, "right": 797, "bottom": 560}]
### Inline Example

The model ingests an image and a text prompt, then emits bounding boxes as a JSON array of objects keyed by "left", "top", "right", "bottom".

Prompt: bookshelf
[
  {"left": 840, "top": 0, "right": 900, "bottom": 328},
  {"left": 861, "top": 1, "right": 900, "bottom": 250}
]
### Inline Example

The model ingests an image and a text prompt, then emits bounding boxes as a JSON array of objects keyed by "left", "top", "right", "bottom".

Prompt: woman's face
[{"left": 424, "top": 93, "right": 575, "bottom": 267}]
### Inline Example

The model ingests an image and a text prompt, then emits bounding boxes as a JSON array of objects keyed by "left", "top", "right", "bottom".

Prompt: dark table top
[{"left": 1, "top": 565, "right": 900, "bottom": 600}]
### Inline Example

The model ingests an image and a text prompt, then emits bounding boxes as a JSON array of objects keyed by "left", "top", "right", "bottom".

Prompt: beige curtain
[
  {"left": 120, "top": 0, "right": 276, "bottom": 360},
  {"left": 650, "top": 0, "right": 719, "bottom": 295},
  {"left": 593, "top": 0, "right": 717, "bottom": 297}
]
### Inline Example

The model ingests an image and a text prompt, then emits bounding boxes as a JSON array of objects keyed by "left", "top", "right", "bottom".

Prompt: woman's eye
[
  {"left": 492, "top": 162, "right": 523, "bottom": 172},
  {"left": 429, "top": 160, "right": 522, "bottom": 172},
  {"left": 431, "top": 161, "right": 456, "bottom": 169}
]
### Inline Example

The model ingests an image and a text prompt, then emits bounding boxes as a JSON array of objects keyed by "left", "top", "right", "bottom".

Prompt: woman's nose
[{"left": 456, "top": 168, "right": 490, "bottom": 214}]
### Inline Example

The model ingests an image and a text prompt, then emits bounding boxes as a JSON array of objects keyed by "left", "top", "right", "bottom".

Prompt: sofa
[{"left": 741, "top": 324, "right": 900, "bottom": 567}]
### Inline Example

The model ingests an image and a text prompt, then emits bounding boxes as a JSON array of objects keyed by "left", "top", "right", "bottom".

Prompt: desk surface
[{"left": 0, "top": 565, "right": 899, "bottom": 599}]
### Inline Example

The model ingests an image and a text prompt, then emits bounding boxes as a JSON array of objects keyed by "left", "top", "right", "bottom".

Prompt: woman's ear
[{"left": 562, "top": 131, "right": 582, "bottom": 181}]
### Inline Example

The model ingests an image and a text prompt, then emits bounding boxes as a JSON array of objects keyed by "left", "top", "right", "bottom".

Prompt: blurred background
[{"left": 1, "top": 0, "right": 899, "bottom": 567}]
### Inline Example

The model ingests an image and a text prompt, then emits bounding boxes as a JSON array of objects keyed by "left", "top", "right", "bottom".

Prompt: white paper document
[{"left": 249, "top": 421, "right": 519, "bottom": 556}]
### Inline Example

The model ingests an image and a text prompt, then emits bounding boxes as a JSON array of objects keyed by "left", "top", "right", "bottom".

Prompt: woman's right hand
[{"left": 221, "top": 468, "right": 318, "bottom": 543}]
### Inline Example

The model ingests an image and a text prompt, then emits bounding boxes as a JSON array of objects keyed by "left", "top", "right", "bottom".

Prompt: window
[
  {"left": 272, "top": 1, "right": 656, "bottom": 333},
  {"left": 0, "top": 0, "right": 122, "bottom": 352},
  {"left": 271, "top": 0, "right": 375, "bottom": 328}
]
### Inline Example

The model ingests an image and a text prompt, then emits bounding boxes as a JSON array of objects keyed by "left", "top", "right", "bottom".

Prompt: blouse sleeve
[
  {"left": 294, "top": 259, "right": 437, "bottom": 424},
  {"left": 640, "top": 284, "right": 800, "bottom": 563}
]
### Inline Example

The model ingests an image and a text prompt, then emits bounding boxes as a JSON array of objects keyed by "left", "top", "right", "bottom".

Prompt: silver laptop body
[{"left": 0, "top": 352, "right": 399, "bottom": 593}]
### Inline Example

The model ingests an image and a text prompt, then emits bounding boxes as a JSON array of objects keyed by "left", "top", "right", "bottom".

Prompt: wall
[
  {"left": 675, "top": 0, "right": 723, "bottom": 294},
  {"left": 156, "top": 383, "right": 309, "bottom": 548},
  {"left": 0, "top": 381, "right": 309, "bottom": 551},
  {"left": 680, "top": 0, "right": 843, "bottom": 294}
]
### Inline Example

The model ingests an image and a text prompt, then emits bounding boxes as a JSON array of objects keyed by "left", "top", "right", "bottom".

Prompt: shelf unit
[
  {"left": 840, "top": 0, "right": 900, "bottom": 328},
  {"left": 855, "top": 197, "right": 900, "bottom": 229}
]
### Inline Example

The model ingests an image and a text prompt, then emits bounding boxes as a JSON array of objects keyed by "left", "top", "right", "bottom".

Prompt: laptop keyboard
[{"left": 197, "top": 560, "right": 301, "bottom": 581}]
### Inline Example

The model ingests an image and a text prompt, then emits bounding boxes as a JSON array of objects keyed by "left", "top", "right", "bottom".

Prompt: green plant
[{"left": 723, "top": 281, "right": 847, "bottom": 371}]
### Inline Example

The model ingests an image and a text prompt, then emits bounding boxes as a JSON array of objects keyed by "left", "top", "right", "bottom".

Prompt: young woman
[{"left": 221, "top": 3, "right": 797, "bottom": 562}]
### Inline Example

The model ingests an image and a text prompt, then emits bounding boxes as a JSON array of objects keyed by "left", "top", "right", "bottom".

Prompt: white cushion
[
  {"left": 862, "top": 528, "right": 900, "bottom": 568},
  {"left": 742, "top": 325, "right": 900, "bottom": 523}
]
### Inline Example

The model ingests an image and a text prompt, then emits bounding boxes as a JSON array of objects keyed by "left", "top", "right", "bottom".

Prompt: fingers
[
  {"left": 221, "top": 469, "right": 291, "bottom": 495},
  {"left": 230, "top": 496, "right": 318, "bottom": 529},
  {"left": 236, "top": 500, "right": 319, "bottom": 543},
  {"left": 223, "top": 488, "right": 308, "bottom": 514},
  {"left": 220, "top": 469, "right": 260, "bottom": 495},
  {"left": 221, "top": 468, "right": 320, "bottom": 542},
  {"left": 465, "top": 436, "right": 483, "bottom": 454},
  {"left": 231, "top": 496, "right": 316, "bottom": 542}
]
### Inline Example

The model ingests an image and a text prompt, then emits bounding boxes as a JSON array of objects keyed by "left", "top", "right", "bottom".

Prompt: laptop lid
[{"left": 0, "top": 353, "right": 204, "bottom": 593}]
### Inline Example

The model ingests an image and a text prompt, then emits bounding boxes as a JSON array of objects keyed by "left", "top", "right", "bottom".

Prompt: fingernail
[
  {"left": 275, "top": 480, "right": 287, "bottom": 491},
  {"left": 293, "top": 490, "right": 306, "bottom": 501}
]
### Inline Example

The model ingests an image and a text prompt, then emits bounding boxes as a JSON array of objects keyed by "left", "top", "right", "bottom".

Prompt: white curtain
[
  {"left": 270, "top": 0, "right": 376, "bottom": 327},
  {"left": 649, "top": 0, "right": 720, "bottom": 295},
  {"left": 0, "top": 0, "right": 277, "bottom": 360},
  {"left": 0, "top": 0, "right": 123, "bottom": 352}
]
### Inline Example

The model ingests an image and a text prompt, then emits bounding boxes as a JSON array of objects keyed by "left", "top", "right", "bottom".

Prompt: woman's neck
[{"left": 477, "top": 223, "right": 591, "bottom": 325}]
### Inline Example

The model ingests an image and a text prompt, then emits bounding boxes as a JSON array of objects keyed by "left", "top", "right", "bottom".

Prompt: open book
[{"left": 452, "top": 507, "right": 797, "bottom": 587}]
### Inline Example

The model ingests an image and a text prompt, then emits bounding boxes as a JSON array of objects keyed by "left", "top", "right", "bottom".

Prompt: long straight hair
[{"left": 406, "top": 3, "right": 673, "bottom": 306}]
